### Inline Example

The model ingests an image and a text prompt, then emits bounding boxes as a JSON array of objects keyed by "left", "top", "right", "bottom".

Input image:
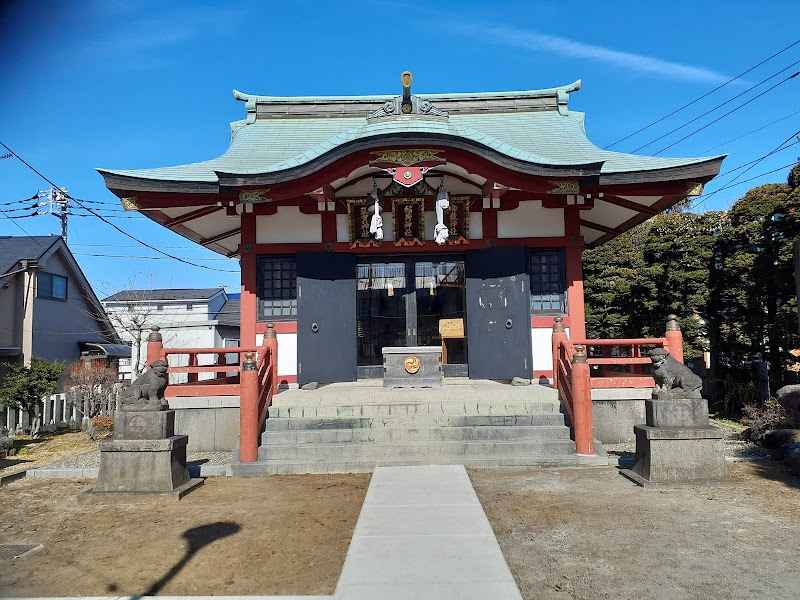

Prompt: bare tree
[
  {"left": 98, "top": 273, "right": 173, "bottom": 376},
  {"left": 64, "top": 360, "right": 120, "bottom": 418}
]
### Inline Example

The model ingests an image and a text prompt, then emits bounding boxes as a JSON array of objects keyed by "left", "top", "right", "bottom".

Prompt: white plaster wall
[
  {"left": 254, "top": 332, "right": 297, "bottom": 377},
  {"left": 498, "top": 201, "right": 565, "bottom": 238},
  {"left": 336, "top": 214, "right": 349, "bottom": 242},
  {"left": 531, "top": 326, "right": 570, "bottom": 373},
  {"left": 469, "top": 212, "right": 483, "bottom": 239},
  {"left": 276, "top": 333, "right": 298, "bottom": 376},
  {"left": 256, "top": 207, "right": 322, "bottom": 244}
]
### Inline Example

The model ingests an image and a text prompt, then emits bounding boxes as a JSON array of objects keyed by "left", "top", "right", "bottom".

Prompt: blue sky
[{"left": 1, "top": 0, "right": 799, "bottom": 294}]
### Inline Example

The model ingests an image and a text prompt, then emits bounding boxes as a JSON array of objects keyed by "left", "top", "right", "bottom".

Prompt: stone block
[
  {"left": 93, "top": 435, "right": 191, "bottom": 493},
  {"left": 621, "top": 424, "right": 729, "bottom": 485},
  {"left": 592, "top": 399, "right": 646, "bottom": 444},
  {"left": 383, "top": 346, "right": 442, "bottom": 388},
  {"left": 645, "top": 398, "right": 710, "bottom": 428},
  {"left": 114, "top": 410, "right": 175, "bottom": 440}
]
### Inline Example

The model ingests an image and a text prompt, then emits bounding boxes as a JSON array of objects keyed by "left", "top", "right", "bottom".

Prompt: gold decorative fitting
[
  {"left": 370, "top": 149, "right": 445, "bottom": 166},
  {"left": 120, "top": 197, "right": 140, "bottom": 211},
  {"left": 547, "top": 181, "right": 580, "bottom": 194},
  {"left": 404, "top": 356, "right": 421, "bottom": 374},
  {"left": 686, "top": 183, "right": 704, "bottom": 197},
  {"left": 239, "top": 189, "right": 271, "bottom": 204}
]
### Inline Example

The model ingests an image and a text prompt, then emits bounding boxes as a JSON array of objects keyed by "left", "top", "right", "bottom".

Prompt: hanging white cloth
[
  {"left": 368, "top": 184, "right": 383, "bottom": 241},
  {"left": 434, "top": 182, "right": 449, "bottom": 245}
]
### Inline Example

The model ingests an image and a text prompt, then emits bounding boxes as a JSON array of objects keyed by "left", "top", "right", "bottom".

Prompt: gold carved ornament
[{"left": 369, "top": 149, "right": 445, "bottom": 167}]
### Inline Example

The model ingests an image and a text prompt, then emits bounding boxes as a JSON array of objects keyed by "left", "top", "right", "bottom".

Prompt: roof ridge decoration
[{"left": 367, "top": 71, "right": 448, "bottom": 121}]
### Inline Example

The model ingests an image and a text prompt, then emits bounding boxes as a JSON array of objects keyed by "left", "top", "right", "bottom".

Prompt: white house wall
[
  {"left": 257, "top": 207, "right": 322, "bottom": 244},
  {"left": 497, "top": 201, "right": 564, "bottom": 238}
]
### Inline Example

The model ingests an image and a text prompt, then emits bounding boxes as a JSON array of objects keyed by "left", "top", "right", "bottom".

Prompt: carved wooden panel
[
  {"left": 346, "top": 198, "right": 372, "bottom": 245},
  {"left": 444, "top": 195, "right": 470, "bottom": 243},
  {"left": 392, "top": 197, "right": 425, "bottom": 246}
]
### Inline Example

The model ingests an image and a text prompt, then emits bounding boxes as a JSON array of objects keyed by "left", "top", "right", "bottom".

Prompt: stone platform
[
  {"left": 230, "top": 380, "right": 607, "bottom": 475},
  {"left": 80, "top": 409, "right": 203, "bottom": 503},
  {"left": 621, "top": 396, "right": 730, "bottom": 486}
]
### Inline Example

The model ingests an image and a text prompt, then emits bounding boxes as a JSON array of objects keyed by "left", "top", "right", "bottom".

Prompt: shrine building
[{"left": 99, "top": 74, "right": 723, "bottom": 387}]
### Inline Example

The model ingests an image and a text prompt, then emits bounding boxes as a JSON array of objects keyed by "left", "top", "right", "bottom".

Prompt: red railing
[
  {"left": 144, "top": 323, "right": 279, "bottom": 463},
  {"left": 551, "top": 315, "right": 684, "bottom": 456}
]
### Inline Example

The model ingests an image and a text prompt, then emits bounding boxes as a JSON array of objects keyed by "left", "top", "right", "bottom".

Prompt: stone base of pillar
[
  {"left": 80, "top": 410, "right": 202, "bottom": 504},
  {"left": 620, "top": 424, "right": 730, "bottom": 486}
]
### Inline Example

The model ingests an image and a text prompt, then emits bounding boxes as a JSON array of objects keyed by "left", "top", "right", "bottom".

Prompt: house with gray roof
[
  {"left": 101, "top": 287, "right": 240, "bottom": 379},
  {"left": 0, "top": 235, "right": 126, "bottom": 429}
]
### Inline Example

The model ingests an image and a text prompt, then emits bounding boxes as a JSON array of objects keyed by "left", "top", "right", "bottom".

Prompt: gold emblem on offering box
[{"left": 404, "top": 356, "right": 421, "bottom": 374}]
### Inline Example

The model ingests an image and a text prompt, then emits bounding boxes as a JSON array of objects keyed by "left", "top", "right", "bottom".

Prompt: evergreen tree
[
  {"left": 709, "top": 163, "right": 800, "bottom": 390},
  {"left": 0, "top": 357, "right": 65, "bottom": 435}
]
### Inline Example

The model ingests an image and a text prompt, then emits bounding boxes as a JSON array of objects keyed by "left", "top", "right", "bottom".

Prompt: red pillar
[
  {"left": 264, "top": 322, "right": 279, "bottom": 396},
  {"left": 239, "top": 352, "right": 259, "bottom": 463},
  {"left": 665, "top": 314, "right": 684, "bottom": 364},
  {"left": 240, "top": 212, "right": 257, "bottom": 349},
  {"left": 564, "top": 207, "right": 586, "bottom": 341},
  {"left": 146, "top": 326, "right": 164, "bottom": 367},
  {"left": 571, "top": 344, "right": 595, "bottom": 456},
  {"left": 551, "top": 317, "right": 567, "bottom": 390}
]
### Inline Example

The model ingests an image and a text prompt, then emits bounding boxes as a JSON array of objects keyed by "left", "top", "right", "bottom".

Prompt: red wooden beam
[
  {"left": 165, "top": 205, "right": 223, "bottom": 226},
  {"left": 579, "top": 218, "right": 622, "bottom": 235},
  {"left": 596, "top": 195, "right": 658, "bottom": 216},
  {"left": 200, "top": 227, "right": 240, "bottom": 246}
]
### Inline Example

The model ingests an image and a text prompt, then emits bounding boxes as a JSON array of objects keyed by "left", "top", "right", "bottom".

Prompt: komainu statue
[
  {"left": 120, "top": 360, "right": 169, "bottom": 411},
  {"left": 649, "top": 348, "right": 702, "bottom": 399}
]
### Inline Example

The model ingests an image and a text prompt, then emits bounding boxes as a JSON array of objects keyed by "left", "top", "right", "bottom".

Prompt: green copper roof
[{"left": 99, "top": 81, "right": 723, "bottom": 186}]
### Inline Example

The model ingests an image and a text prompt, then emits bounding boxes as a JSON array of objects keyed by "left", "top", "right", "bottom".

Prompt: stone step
[
  {"left": 262, "top": 425, "right": 570, "bottom": 445},
  {"left": 230, "top": 454, "right": 609, "bottom": 476},
  {"left": 258, "top": 439, "right": 577, "bottom": 461},
  {"left": 268, "top": 400, "right": 560, "bottom": 419},
  {"left": 264, "top": 413, "right": 567, "bottom": 431},
  {"left": 273, "top": 382, "right": 559, "bottom": 403}
]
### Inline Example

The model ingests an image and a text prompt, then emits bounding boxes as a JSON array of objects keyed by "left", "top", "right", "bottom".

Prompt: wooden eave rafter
[
  {"left": 200, "top": 227, "right": 240, "bottom": 246},
  {"left": 164, "top": 205, "right": 224, "bottom": 226},
  {"left": 596, "top": 195, "right": 658, "bottom": 216},
  {"left": 579, "top": 218, "right": 622, "bottom": 236}
]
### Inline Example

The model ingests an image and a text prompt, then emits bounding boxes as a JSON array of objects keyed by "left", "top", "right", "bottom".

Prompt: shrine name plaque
[{"left": 439, "top": 318, "right": 465, "bottom": 338}]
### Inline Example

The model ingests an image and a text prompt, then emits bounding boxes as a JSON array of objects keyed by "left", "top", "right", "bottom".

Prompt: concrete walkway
[{"left": 335, "top": 465, "right": 522, "bottom": 600}]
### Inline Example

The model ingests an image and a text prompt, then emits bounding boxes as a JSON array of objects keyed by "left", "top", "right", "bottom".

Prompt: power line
[
  {"left": 74, "top": 252, "right": 234, "bottom": 261},
  {"left": 694, "top": 110, "right": 800, "bottom": 155},
  {"left": 604, "top": 38, "right": 800, "bottom": 149},
  {"left": 0, "top": 139, "right": 239, "bottom": 274},
  {"left": 652, "top": 71, "right": 799, "bottom": 155},
  {"left": 631, "top": 61, "right": 800, "bottom": 153}
]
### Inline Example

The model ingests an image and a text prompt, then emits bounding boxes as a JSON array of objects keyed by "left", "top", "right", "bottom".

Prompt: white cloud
[
  {"left": 81, "top": 7, "right": 245, "bottom": 68},
  {"left": 448, "top": 23, "right": 731, "bottom": 84}
]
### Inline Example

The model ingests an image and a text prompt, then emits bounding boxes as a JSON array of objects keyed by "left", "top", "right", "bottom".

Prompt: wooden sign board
[{"left": 439, "top": 318, "right": 465, "bottom": 338}]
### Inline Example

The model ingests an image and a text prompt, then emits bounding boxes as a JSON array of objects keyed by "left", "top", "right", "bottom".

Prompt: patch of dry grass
[{"left": 0, "top": 431, "right": 97, "bottom": 474}]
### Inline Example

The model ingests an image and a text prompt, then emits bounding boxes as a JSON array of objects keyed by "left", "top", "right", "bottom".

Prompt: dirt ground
[
  {"left": 0, "top": 474, "right": 370, "bottom": 597},
  {"left": 470, "top": 462, "right": 800, "bottom": 600}
]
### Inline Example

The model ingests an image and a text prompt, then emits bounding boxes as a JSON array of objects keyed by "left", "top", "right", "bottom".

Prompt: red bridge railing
[
  {"left": 144, "top": 323, "right": 279, "bottom": 463},
  {"left": 552, "top": 315, "right": 684, "bottom": 456}
]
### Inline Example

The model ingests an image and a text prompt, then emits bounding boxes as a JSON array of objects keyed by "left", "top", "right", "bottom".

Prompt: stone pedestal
[
  {"left": 80, "top": 410, "right": 202, "bottom": 503},
  {"left": 382, "top": 346, "right": 442, "bottom": 388},
  {"left": 621, "top": 397, "right": 729, "bottom": 486}
]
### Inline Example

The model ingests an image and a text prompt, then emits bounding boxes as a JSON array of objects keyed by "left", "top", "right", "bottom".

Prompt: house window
[
  {"left": 157, "top": 304, "right": 164, "bottom": 311},
  {"left": 37, "top": 272, "right": 68, "bottom": 301},
  {"left": 257, "top": 256, "right": 297, "bottom": 320},
  {"left": 186, "top": 303, "right": 193, "bottom": 311},
  {"left": 529, "top": 250, "right": 566, "bottom": 314}
]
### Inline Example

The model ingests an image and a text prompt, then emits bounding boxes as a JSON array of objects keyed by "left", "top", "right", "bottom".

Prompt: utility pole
[{"left": 36, "top": 188, "right": 69, "bottom": 243}]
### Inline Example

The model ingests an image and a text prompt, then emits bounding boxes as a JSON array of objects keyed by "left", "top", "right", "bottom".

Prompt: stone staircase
[{"left": 230, "top": 380, "right": 607, "bottom": 475}]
